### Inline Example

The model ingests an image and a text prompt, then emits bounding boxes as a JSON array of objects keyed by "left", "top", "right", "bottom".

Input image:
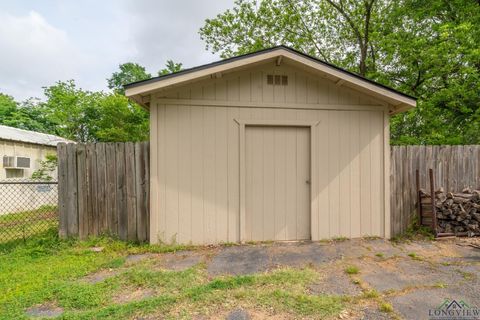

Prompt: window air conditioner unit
[{"left": 2, "top": 156, "right": 31, "bottom": 169}]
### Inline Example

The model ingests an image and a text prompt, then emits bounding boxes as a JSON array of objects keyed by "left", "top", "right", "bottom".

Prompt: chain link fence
[{"left": 0, "top": 180, "right": 58, "bottom": 244}]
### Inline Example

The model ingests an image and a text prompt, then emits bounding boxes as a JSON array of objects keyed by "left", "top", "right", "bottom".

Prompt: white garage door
[{"left": 245, "top": 126, "right": 310, "bottom": 241}]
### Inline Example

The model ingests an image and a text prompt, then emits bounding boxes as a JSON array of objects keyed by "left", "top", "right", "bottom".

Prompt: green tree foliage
[
  {"left": 0, "top": 60, "right": 182, "bottom": 143},
  {"left": 40, "top": 80, "right": 102, "bottom": 142},
  {"left": 200, "top": 0, "right": 480, "bottom": 145},
  {"left": 31, "top": 154, "right": 58, "bottom": 181},
  {"left": 0, "top": 94, "right": 17, "bottom": 122},
  {"left": 382, "top": 0, "right": 480, "bottom": 144},
  {"left": 0, "top": 81, "right": 149, "bottom": 143},
  {"left": 107, "top": 62, "right": 151, "bottom": 94},
  {"left": 39, "top": 80, "right": 149, "bottom": 142},
  {"left": 158, "top": 60, "right": 183, "bottom": 76},
  {"left": 92, "top": 93, "right": 149, "bottom": 142},
  {"left": 0, "top": 94, "right": 52, "bottom": 132},
  {"left": 200, "top": 0, "right": 385, "bottom": 76}
]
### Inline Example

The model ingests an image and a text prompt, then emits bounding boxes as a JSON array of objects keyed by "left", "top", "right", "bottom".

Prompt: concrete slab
[
  {"left": 160, "top": 251, "right": 203, "bottom": 271},
  {"left": 125, "top": 253, "right": 153, "bottom": 265},
  {"left": 361, "top": 239, "right": 403, "bottom": 258},
  {"left": 208, "top": 246, "right": 270, "bottom": 276},
  {"left": 269, "top": 243, "right": 329, "bottom": 267},
  {"left": 331, "top": 239, "right": 371, "bottom": 259},
  {"left": 309, "top": 271, "right": 361, "bottom": 296},
  {"left": 389, "top": 286, "right": 480, "bottom": 320},
  {"left": 361, "top": 259, "right": 446, "bottom": 292},
  {"left": 397, "top": 241, "right": 439, "bottom": 253},
  {"left": 226, "top": 309, "right": 250, "bottom": 320},
  {"left": 359, "top": 307, "right": 391, "bottom": 320}
]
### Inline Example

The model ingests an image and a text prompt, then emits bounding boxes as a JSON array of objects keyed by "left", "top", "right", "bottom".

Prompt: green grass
[
  {"left": 0, "top": 205, "right": 58, "bottom": 244},
  {"left": 0, "top": 230, "right": 345, "bottom": 320},
  {"left": 363, "top": 236, "right": 381, "bottom": 240},
  {"left": 457, "top": 270, "right": 476, "bottom": 280},
  {"left": 362, "top": 289, "right": 379, "bottom": 299},
  {"left": 390, "top": 217, "right": 434, "bottom": 243},
  {"left": 407, "top": 252, "right": 423, "bottom": 261},
  {"left": 379, "top": 302, "right": 393, "bottom": 313},
  {"left": 345, "top": 265, "right": 360, "bottom": 275},
  {"left": 0, "top": 205, "right": 57, "bottom": 223},
  {"left": 433, "top": 282, "right": 448, "bottom": 288}
]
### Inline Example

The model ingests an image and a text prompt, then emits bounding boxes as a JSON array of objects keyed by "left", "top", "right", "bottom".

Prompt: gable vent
[{"left": 266, "top": 75, "right": 288, "bottom": 86}]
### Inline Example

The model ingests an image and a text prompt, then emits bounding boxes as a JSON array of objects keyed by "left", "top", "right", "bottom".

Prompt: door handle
[{"left": 305, "top": 180, "right": 310, "bottom": 185}]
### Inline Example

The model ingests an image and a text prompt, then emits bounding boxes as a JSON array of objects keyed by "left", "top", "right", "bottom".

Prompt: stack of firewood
[{"left": 420, "top": 188, "right": 480, "bottom": 235}]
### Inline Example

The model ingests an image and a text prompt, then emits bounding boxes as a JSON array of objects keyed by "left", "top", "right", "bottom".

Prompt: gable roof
[
  {"left": 125, "top": 45, "right": 416, "bottom": 114},
  {"left": 0, "top": 125, "right": 73, "bottom": 147}
]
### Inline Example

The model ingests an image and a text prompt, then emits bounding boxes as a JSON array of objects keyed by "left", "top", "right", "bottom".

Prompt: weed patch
[
  {"left": 345, "top": 266, "right": 360, "bottom": 275},
  {"left": 379, "top": 302, "right": 394, "bottom": 313}
]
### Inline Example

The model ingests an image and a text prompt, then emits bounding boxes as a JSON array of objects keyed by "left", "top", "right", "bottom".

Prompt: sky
[{"left": 0, "top": 0, "right": 235, "bottom": 101}]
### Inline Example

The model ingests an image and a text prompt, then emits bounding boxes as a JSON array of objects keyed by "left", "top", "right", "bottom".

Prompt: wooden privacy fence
[
  {"left": 58, "top": 142, "right": 149, "bottom": 242},
  {"left": 58, "top": 142, "right": 480, "bottom": 240},
  {"left": 390, "top": 145, "right": 480, "bottom": 235}
]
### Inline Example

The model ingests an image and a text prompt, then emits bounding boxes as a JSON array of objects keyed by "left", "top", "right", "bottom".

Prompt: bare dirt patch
[
  {"left": 153, "top": 250, "right": 204, "bottom": 271},
  {"left": 112, "top": 287, "right": 156, "bottom": 304},
  {"left": 80, "top": 268, "right": 120, "bottom": 284},
  {"left": 125, "top": 253, "right": 155, "bottom": 265},
  {"left": 25, "top": 302, "right": 63, "bottom": 318},
  {"left": 215, "top": 308, "right": 294, "bottom": 320}
]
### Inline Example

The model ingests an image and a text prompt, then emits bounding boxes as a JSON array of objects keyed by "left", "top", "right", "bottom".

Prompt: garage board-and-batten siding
[
  {"left": 149, "top": 64, "right": 387, "bottom": 244},
  {"left": 154, "top": 64, "right": 385, "bottom": 107}
]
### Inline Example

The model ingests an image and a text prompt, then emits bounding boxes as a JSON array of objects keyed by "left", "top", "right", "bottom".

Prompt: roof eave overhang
[
  {"left": 390, "top": 103, "right": 415, "bottom": 115},
  {"left": 125, "top": 47, "right": 416, "bottom": 112}
]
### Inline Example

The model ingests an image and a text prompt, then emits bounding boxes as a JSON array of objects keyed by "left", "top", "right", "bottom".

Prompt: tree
[
  {"left": 0, "top": 94, "right": 53, "bottom": 133},
  {"left": 200, "top": 0, "right": 480, "bottom": 144},
  {"left": 39, "top": 80, "right": 150, "bottom": 142},
  {"left": 40, "top": 80, "right": 101, "bottom": 142},
  {"left": 158, "top": 60, "right": 183, "bottom": 76},
  {"left": 382, "top": 0, "right": 480, "bottom": 144},
  {"left": 1, "top": 60, "right": 182, "bottom": 143},
  {"left": 0, "top": 94, "right": 17, "bottom": 122},
  {"left": 107, "top": 62, "right": 152, "bottom": 94},
  {"left": 200, "top": 0, "right": 386, "bottom": 76},
  {"left": 107, "top": 60, "right": 183, "bottom": 93},
  {"left": 93, "top": 94, "right": 149, "bottom": 142}
]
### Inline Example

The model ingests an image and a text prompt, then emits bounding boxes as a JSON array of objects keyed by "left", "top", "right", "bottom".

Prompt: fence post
[
  {"left": 66, "top": 144, "right": 79, "bottom": 236},
  {"left": 125, "top": 142, "right": 137, "bottom": 241},
  {"left": 58, "top": 143, "right": 68, "bottom": 238},
  {"left": 415, "top": 169, "right": 421, "bottom": 226},
  {"left": 428, "top": 168, "right": 438, "bottom": 237},
  {"left": 115, "top": 143, "right": 127, "bottom": 240},
  {"left": 77, "top": 144, "right": 88, "bottom": 239}
]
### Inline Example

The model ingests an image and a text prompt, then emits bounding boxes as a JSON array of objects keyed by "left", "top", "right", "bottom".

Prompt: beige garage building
[{"left": 126, "top": 46, "right": 416, "bottom": 245}]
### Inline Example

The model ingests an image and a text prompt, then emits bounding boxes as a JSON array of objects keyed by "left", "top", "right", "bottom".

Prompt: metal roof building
[
  {"left": 0, "top": 125, "right": 72, "bottom": 180},
  {"left": 0, "top": 125, "right": 72, "bottom": 147}
]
